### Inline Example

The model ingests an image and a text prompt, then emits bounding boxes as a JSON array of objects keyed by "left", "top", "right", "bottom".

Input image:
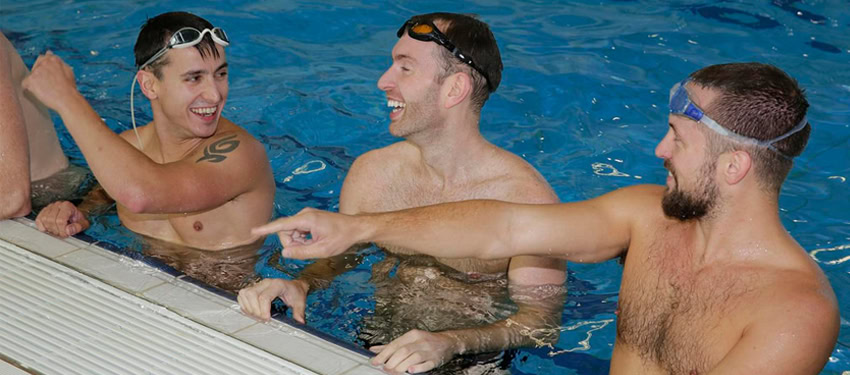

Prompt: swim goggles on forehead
[
  {"left": 668, "top": 78, "right": 808, "bottom": 159},
  {"left": 397, "top": 20, "right": 494, "bottom": 92},
  {"left": 137, "top": 27, "right": 230, "bottom": 69},
  {"left": 130, "top": 27, "right": 230, "bottom": 149}
]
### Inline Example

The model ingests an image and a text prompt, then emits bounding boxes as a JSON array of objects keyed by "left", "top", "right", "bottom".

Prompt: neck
[
  {"left": 150, "top": 109, "right": 208, "bottom": 163},
  {"left": 693, "top": 188, "right": 786, "bottom": 265},
  {"left": 407, "top": 111, "right": 492, "bottom": 185}
]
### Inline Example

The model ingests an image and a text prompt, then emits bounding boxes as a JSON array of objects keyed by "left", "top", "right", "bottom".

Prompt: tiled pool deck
[{"left": 0, "top": 218, "right": 383, "bottom": 375}]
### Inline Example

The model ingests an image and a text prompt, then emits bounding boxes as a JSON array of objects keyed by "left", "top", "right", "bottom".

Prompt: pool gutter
[{"left": 0, "top": 218, "right": 382, "bottom": 375}]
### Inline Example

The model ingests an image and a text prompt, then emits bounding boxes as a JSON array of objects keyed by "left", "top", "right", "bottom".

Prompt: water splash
[
  {"left": 810, "top": 244, "right": 850, "bottom": 265},
  {"left": 592, "top": 162, "right": 630, "bottom": 177},
  {"left": 548, "top": 319, "right": 615, "bottom": 356},
  {"left": 282, "top": 160, "right": 327, "bottom": 183}
]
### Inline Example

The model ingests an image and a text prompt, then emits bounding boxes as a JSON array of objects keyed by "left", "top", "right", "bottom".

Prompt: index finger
[{"left": 251, "top": 216, "right": 301, "bottom": 236}]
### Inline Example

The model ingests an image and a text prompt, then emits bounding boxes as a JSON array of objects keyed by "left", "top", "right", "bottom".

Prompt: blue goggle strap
[{"left": 670, "top": 80, "right": 808, "bottom": 159}]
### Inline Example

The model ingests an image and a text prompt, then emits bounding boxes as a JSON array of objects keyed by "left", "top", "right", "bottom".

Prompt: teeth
[
  {"left": 386, "top": 100, "right": 406, "bottom": 109},
  {"left": 190, "top": 106, "right": 217, "bottom": 115}
]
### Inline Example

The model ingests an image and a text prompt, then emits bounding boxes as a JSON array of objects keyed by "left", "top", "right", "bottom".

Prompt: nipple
[{"left": 193, "top": 221, "right": 203, "bottom": 231}]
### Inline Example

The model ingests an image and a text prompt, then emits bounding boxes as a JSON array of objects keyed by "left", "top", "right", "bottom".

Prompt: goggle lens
[{"left": 411, "top": 24, "right": 434, "bottom": 34}]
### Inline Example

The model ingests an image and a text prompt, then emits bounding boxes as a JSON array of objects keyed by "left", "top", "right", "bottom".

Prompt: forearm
[
  {"left": 361, "top": 199, "right": 621, "bottom": 262},
  {"left": 296, "top": 249, "right": 365, "bottom": 291},
  {"left": 440, "top": 285, "right": 565, "bottom": 355},
  {"left": 361, "top": 200, "right": 517, "bottom": 260}
]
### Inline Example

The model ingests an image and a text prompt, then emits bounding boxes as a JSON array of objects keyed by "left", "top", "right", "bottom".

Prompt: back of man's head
[
  {"left": 409, "top": 12, "right": 503, "bottom": 112},
  {"left": 134, "top": 11, "right": 220, "bottom": 78},
  {"left": 691, "top": 62, "right": 810, "bottom": 194}
]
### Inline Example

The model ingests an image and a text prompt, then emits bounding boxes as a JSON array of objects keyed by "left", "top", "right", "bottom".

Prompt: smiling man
[
  {"left": 253, "top": 63, "right": 839, "bottom": 374},
  {"left": 23, "top": 12, "right": 274, "bottom": 254},
  {"left": 238, "top": 12, "right": 565, "bottom": 374}
]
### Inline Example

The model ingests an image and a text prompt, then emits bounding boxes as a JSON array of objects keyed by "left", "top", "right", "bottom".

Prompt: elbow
[
  {"left": 114, "top": 185, "right": 153, "bottom": 214},
  {"left": 0, "top": 187, "right": 32, "bottom": 219}
]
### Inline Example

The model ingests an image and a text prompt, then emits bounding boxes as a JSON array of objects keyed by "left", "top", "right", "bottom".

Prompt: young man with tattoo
[
  {"left": 24, "top": 12, "right": 274, "bottom": 257},
  {"left": 253, "top": 63, "right": 839, "bottom": 374},
  {"left": 238, "top": 13, "right": 565, "bottom": 374}
]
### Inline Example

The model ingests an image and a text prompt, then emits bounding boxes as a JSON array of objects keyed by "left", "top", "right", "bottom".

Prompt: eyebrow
[
  {"left": 393, "top": 54, "right": 415, "bottom": 63},
  {"left": 181, "top": 62, "right": 229, "bottom": 78}
]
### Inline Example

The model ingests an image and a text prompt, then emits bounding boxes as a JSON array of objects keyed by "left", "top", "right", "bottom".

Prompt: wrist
[
  {"left": 294, "top": 278, "right": 311, "bottom": 294},
  {"left": 54, "top": 91, "right": 88, "bottom": 119},
  {"left": 355, "top": 212, "right": 380, "bottom": 244},
  {"left": 437, "top": 331, "right": 465, "bottom": 356}
]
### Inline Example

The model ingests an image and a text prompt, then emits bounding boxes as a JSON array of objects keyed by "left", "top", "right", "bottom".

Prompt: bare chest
[
  {"left": 616, "top": 235, "right": 752, "bottom": 374},
  {"left": 117, "top": 197, "right": 260, "bottom": 250}
]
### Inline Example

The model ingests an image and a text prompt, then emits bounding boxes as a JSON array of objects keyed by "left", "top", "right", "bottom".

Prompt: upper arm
[
  {"left": 0, "top": 36, "right": 32, "bottom": 217},
  {"left": 506, "top": 184, "right": 658, "bottom": 263},
  {"left": 707, "top": 290, "right": 839, "bottom": 375},
  {"left": 129, "top": 131, "right": 272, "bottom": 214}
]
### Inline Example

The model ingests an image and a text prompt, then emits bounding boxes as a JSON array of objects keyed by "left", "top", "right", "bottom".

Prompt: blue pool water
[{"left": 3, "top": 0, "right": 849, "bottom": 373}]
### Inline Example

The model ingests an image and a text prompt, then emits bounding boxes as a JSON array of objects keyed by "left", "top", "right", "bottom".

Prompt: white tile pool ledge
[{"left": 0, "top": 218, "right": 383, "bottom": 375}]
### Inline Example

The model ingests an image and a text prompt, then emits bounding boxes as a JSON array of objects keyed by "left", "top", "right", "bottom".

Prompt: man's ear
[
  {"left": 723, "top": 150, "right": 752, "bottom": 185},
  {"left": 443, "top": 71, "right": 473, "bottom": 109},
  {"left": 137, "top": 69, "right": 159, "bottom": 100}
]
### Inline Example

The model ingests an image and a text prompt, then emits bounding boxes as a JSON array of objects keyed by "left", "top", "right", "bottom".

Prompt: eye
[
  {"left": 400, "top": 65, "right": 410, "bottom": 72},
  {"left": 216, "top": 70, "right": 228, "bottom": 79},
  {"left": 185, "top": 75, "right": 201, "bottom": 83}
]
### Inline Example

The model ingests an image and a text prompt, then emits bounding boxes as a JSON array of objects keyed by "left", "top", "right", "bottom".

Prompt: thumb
[
  {"left": 281, "top": 242, "right": 325, "bottom": 260},
  {"left": 292, "top": 306, "right": 306, "bottom": 324}
]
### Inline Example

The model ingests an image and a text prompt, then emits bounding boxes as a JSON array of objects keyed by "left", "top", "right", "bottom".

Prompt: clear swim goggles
[
  {"left": 130, "top": 27, "right": 230, "bottom": 149},
  {"left": 397, "top": 19, "right": 493, "bottom": 92},
  {"left": 669, "top": 78, "right": 808, "bottom": 159}
]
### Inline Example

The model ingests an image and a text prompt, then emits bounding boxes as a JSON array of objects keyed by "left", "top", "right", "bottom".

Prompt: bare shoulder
[
  {"left": 193, "top": 118, "right": 268, "bottom": 164},
  {"left": 339, "top": 142, "right": 411, "bottom": 213},
  {"left": 481, "top": 149, "right": 558, "bottom": 204},
  {"left": 742, "top": 266, "right": 839, "bottom": 369},
  {"left": 118, "top": 126, "right": 148, "bottom": 148}
]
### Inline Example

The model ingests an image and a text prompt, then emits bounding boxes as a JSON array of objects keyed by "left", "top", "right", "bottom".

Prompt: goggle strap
[{"left": 763, "top": 116, "right": 808, "bottom": 145}]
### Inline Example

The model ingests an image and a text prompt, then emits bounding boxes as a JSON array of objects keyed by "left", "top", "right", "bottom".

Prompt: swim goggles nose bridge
[
  {"left": 668, "top": 79, "right": 808, "bottom": 159},
  {"left": 397, "top": 19, "right": 494, "bottom": 92}
]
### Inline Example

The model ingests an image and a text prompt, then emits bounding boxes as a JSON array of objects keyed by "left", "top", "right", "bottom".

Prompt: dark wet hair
[
  {"left": 407, "top": 12, "right": 503, "bottom": 112},
  {"left": 133, "top": 11, "right": 221, "bottom": 78},
  {"left": 690, "top": 62, "right": 810, "bottom": 194}
]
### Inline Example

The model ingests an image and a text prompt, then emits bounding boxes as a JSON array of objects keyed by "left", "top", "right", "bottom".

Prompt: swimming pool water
[{"left": 3, "top": 0, "right": 849, "bottom": 373}]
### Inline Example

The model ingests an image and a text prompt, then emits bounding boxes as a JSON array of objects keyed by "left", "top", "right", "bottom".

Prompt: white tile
[
  {"left": 234, "top": 323, "right": 359, "bottom": 375},
  {"left": 62, "top": 235, "right": 97, "bottom": 250},
  {"left": 55, "top": 249, "right": 171, "bottom": 292},
  {"left": 0, "top": 220, "right": 79, "bottom": 258},
  {"left": 0, "top": 359, "right": 32, "bottom": 375},
  {"left": 143, "top": 283, "right": 257, "bottom": 334},
  {"left": 340, "top": 365, "right": 386, "bottom": 375}
]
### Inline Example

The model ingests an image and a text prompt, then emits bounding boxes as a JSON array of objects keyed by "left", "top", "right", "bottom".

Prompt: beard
[
  {"left": 661, "top": 159, "right": 720, "bottom": 221},
  {"left": 389, "top": 84, "right": 440, "bottom": 139}
]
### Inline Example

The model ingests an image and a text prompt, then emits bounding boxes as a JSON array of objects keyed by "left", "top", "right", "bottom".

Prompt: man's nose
[{"left": 377, "top": 68, "right": 394, "bottom": 92}]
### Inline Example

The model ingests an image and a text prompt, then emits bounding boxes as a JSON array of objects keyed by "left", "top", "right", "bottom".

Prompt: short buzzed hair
[{"left": 691, "top": 63, "right": 810, "bottom": 194}]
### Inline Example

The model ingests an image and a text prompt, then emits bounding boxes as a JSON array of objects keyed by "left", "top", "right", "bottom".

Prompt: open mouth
[
  {"left": 387, "top": 99, "right": 406, "bottom": 118},
  {"left": 189, "top": 105, "right": 218, "bottom": 120}
]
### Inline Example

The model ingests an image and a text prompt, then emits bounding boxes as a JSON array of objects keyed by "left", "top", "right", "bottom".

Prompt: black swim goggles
[
  {"left": 137, "top": 27, "right": 230, "bottom": 69},
  {"left": 397, "top": 20, "right": 493, "bottom": 92}
]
